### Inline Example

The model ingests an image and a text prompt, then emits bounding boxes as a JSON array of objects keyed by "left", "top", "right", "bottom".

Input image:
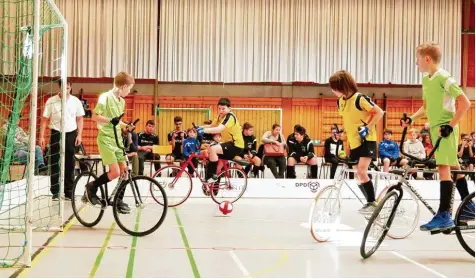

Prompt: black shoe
[
  {"left": 85, "top": 182, "right": 100, "bottom": 205},
  {"left": 52, "top": 194, "right": 59, "bottom": 201},
  {"left": 117, "top": 201, "right": 131, "bottom": 214}
]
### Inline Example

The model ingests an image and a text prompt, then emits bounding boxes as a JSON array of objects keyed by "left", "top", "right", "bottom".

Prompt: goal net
[{"left": 0, "top": 0, "right": 67, "bottom": 267}]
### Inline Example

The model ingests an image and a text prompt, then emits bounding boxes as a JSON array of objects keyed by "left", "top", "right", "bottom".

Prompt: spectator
[
  {"left": 1, "top": 116, "right": 47, "bottom": 174},
  {"left": 286, "top": 126, "right": 318, "bottom": 178},
  {"left": 403, "top": 129, "right": 426, "bottom": 160},
  {"left": 421, "top": 133, "right": 436, "bottom": 180},
  {"left": 458, "top": 133, "right": 474, "bottom": 171},
  {"left": 261, "top": 124, "right": 286, "bottom": 178},
  {"left": 166, "top": 116, "right": 186, "bottom": 164},
  {"left": 235, "top": 122, "right": 263, "bottom": 178},
  {"left": 137, "top": 120, "right": 160, "bottom": 175},
  {"left": 122, "top": 126, "right": 139, "bottom": 175},
  {"left": 420, "top": 122, "right": 430, "bottom": 137},
  {"left": 40, "top": 78, "right": 85, "bottom": 201},
  {"left": 324, "top": 126, "right": 343, "bottom": 179},
  {"left": 378, "top": 129, "right": 407, "bottom": 172},
  {"left": 183, "top": 128, "right": 200, "bottom": 176}
]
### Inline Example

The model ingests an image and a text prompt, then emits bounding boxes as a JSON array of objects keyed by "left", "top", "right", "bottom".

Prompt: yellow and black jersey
[
  {"left": 337, "top": 92, "right": 377, "bottom": 149},
  {"left": 213, "top": 112, "right": 244, "bottom": 148}
]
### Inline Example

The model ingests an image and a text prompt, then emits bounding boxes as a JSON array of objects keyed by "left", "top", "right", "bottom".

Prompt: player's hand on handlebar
[
  {"left": 400, "top": 114, "right": 413, "bottom": 127},
  {"left": 440, "top": 124, "right": 453, "bottom": 138},
  {"left": 110, "top": 113, "right": 124, "bottom": 126}
]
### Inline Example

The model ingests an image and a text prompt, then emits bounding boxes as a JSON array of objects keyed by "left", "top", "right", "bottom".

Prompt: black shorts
[
  {"left": 167, "top": 152, "right": 184, "bottom": 160},
  {"left": 350, "top": 141, "right": 377, "bottom": 161},
  {"left": 218, "top": 142, "right": 243, "bottom": 160},
  {"left": 381, "top": 157, "right": 403, "bottom": 166}
]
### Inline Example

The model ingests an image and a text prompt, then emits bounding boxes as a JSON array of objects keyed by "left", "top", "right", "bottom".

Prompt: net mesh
[{"left": 0, "top": 0, "right": 66, "bottom": 267}]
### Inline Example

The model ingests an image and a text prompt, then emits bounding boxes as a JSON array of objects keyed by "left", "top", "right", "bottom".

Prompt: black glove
[
  {"left": 440, "top": 125, "right": 453, "bottom": 137},
  {"left": 400, "top": 115, "right": 413, "bottom": 126},
  {"left": 110, "top": 113, "right": 124, "bottom": 126}
]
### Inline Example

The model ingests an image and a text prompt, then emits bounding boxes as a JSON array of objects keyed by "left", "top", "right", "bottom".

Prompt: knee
[
  {"left": 383, "top": 158, "right": 390, "bottom": 165},
  {"left": 308, "top": 157, "right": 318, "bottom": 165},
  {"left": 109, "top": 167, "right": 121, "bottom": 179},
  {"left": 287, "top": 157, "right": 296, "bottom": 166}
]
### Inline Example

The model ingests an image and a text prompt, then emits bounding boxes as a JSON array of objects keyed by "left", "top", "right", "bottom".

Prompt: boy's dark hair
[
  {"left": 272, "top": 123, "right": 281, "bottom": 130},
  {"left": 294, "top": 124, "right": 301, "bottom": 131},
  {"left": 146, "top": 120, "right": 155, "bottom": 126},
  {"left": 383, "top": 129, "right": 392, "bottom": 135},
  {"left": 174, "top": 116, "right": 182, "bottom": 123},
  {"left": 186, "top": 128, "right": 195, "bottom": 134},
  {"left": 295, "top": 126, "right": 306, "bottom": 135},
  {"left": 242, "top": 122, "right": 253, "bottom": 131},
  {"left": 58, "top": 77, "right": 72, "bottom": 88},
  {"left": 328, "top": 70, "right": 359, "bottom": 98},
  {"left": 203, "top": 120, "right": 212, "bottom": 125},
  {"left": 218, "top": 98, "right": 231, "bottom": 107},
  {"left": 471, "top": 132, "right": 475, "bottom": 136}
]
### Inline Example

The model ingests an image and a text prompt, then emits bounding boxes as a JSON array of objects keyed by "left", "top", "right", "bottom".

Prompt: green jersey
[
  {"left": 422, "top": 68, "right": 463, "bottom": 128},
  {"left": 93, "top": 89, "right": 125, "bottom": 140}
]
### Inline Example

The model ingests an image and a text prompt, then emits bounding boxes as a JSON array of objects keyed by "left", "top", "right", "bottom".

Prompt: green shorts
[
  {"left": 430, "top": 124, "right": 459, "bottom": 167},
  {"left": 97, "top": 132, "right": 126, "bottom": 166}
]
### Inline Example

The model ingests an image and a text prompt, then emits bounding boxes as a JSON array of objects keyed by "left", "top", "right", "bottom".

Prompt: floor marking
[
  {"left": 89, "top": 222, "right": 116, "bottom": 278},
  {"left": 14, "top": 213, "right": 77, "bottom": 278},
  {"left": 126, "top": 210, "right": 142, "bottom": 278},
  {"left": 229, "top": 250, "right": 250, "bottom": 277},
  {"left": 305, "top": 260, "right": 311, "bottom": 278},
  {"left": 389, "top": 251, "right": 448, "bottom": 278},
  {"left": 174, "top": 208, "right": 201, "bottom": 278}
]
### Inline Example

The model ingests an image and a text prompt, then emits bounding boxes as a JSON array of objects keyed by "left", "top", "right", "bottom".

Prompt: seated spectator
[
  {"left": 183, "top": 128, "right": 200, "bottom": 176},
  {"left": 378, "top": 129, "right": 407, "bottom": 172},
  {"left": 420, "top": 122, "right": 430, "bottom": 137},
  {"left": 403, "top": 129, "right": 425, "bottom": 160},
  {"left": 420, "top": 133, "right": 436, "bottom": 179},
  {"left": 262, "top": 124, "right": 286, "bottom": 178},
  {"left": 458, "top": 133, "right": 474, "bottom": 171},
  {"left": 324, "top": 126, "right": 343, "bottom": 179},
  {"left": 286, "top": 126, "right": 318, "bottom": 178},
  {"left": 137, "top": 120, "right": 161, "bottom": 175},
  {"left": 122, "top": 126, "right": 139, "bottom": 175},
  {"left": 1, "top": 120, "right": 47, "bottom": 174},
  {"left": 235, "top": 122, "right": 263, "bottom": 178},
  {"left": 166, "top": 116, "right": 186, "bottom": 164}
]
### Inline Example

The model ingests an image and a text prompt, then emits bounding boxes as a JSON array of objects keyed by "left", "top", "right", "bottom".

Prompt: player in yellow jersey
[
  {"left": 329, "top": 70, "right": 385, "bottom": 215},
  {"left": 196, "top": 98, "right": 244, "bottom": 194}
]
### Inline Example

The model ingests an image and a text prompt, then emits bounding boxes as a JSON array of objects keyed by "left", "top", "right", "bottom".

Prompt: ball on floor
[{"left": 219, "top": 201, "right": 233, "bottom": 215}]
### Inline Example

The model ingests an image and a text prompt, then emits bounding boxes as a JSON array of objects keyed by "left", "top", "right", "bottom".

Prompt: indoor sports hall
[{"left": 0, "top": 0, "right": 475, "bottom": 278}]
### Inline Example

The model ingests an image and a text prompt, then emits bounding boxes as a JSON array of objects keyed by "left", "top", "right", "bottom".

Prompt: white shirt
[{"left": 43, "top": 94, "right": 85, "bottom": 132}]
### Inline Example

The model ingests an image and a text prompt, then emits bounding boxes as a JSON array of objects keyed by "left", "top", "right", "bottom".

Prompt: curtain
[
  {"left": 53, "top": 0, "right": 158, "bottom": 78},
  {"left": 158, "top": 0, "right": 462, "bottom": 84}
]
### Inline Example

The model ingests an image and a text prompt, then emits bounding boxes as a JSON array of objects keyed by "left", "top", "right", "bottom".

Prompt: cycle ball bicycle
[
  {"left": 360, "top": 117, "right": 475, "bottom": 259},
  {"left": 152, "top": 125, "right": 249, "bottom": 207},
  {"left": 71, "top": 117, "right": 168, "bottom": 236},
  {"left": 310, "top": 124, "right": 420, "bottom": 242}
]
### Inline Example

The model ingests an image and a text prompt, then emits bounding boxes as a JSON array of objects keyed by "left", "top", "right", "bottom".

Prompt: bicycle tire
[
  {"left": 310, "top": 185, "right": 341, "bottom": 242},
  {"left": 455, "top": 192, "right": 475, "bottom": 257},
  {"left": 361, "top": 191, "right": 399, "bottom": 259},
  {"left": 152, "top": 165, "right": 193, "bottom": 207},
  {"left": 211, "top": 167, "right": 247, "bottom": 204},
  {"left": 113, "top": 175, "right": 168, "bottom": 237},
  {"left": 376, "top": 184, "right": 420, "bottom": 239},
  {"left": 71, "top": 172, "right": 106, "bottom": 227}
]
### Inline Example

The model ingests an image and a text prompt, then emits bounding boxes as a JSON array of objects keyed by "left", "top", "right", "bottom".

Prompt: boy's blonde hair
[
  {"left": 114, "top": 72, "right": 135, "bottom": 87},
  {"left": 416, "top": 42, "right": 442, "bottom": 64}
]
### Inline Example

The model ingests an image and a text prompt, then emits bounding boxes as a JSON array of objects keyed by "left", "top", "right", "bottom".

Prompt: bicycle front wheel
[
  {"left": 361, "top": 191, "right": 399, "bottom": 259},
  {"left": 153, "top": 165, "right": 192, "bottom": 207},
  {"left": 113, "top": 175, "right": 168, "bottom": 237},
  {"left": 455, "top": 192, "right": 475, "bottom": 257},
  {"left": 310, "top": 185, "right": 341, "bottom": 242},
  {"left": 376, "top": 184, "right": 420, "bottom": 239},
  {"left": 211, "top": 167, "right": 247, "bottom": 204},
  {"left": 71, "top": 172, "right": 106, "bottom": 227}
]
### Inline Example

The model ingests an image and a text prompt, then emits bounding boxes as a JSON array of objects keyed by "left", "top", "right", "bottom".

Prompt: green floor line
[
  {"left": 89, "top": 222, "right": 116, "bottom": 278},
  {"left": 126, "top": 210, "right": 142, "bottom": 278},
  {"left": 174, "top": 208, "right": 201, "bottom": 278}
]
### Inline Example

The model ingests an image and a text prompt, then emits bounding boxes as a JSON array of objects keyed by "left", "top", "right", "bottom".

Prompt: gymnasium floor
[{"left": 1, "top": 196, "right": 474, "bottom": 278}]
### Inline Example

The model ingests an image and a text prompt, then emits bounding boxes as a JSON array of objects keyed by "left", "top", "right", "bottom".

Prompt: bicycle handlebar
[
  {"left": 399, "top": 113, "right": 441, "bottom": 164},
  {"left": 112, "top": 114, "right": 140, "bottom": 152}
]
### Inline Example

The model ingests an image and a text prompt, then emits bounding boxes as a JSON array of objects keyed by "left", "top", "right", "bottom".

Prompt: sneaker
[
  {"left": 117, "top": 201, "right": 131, "bottom": 214},
  {"left": 84, "top": 182, "right": 101, "bottom": 206},
  {"left": 358, "top": 201, "right": 377, "bottom": 215},
  {"left": 420, "top": 211, "right": 455, "bottom": 232},
  {"left": 52, "top": 194, "right": 60, "bottom": 201},
  {"left": 460, "top": 201, "right": 475, "bottom": 222}
]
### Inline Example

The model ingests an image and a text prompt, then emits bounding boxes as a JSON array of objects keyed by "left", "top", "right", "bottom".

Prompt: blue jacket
[
  {"left": 378, "top": 139, "right": 400, "bottom": 159},
  {"left": 183, "top": 138, "right": 200, "bottom": 157}
]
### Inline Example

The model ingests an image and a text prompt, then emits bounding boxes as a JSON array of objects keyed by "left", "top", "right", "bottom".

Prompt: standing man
[{"left": 40, "top": 78, "right": 85, "bottom": 201}]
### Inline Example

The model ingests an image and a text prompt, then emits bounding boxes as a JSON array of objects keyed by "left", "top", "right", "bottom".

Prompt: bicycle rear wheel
[
  {"left": 71, "top": 172, "right": 106, "bottom": 227},
  {"left": 153, "top": 165, "right": 192, "bottom": 207},
  {"left": 376, "top": 184, "right": 420, "bottom": 239},
  {"left": 113, "top": 175, "right": 168, "bottom": 237},
  {"left": 211, "top": 167, "right": 247, "bottom": 204},
  {"left": 361, "top": 191, "right": 399, "bottom": 259},
  {"left": 455, "top": 192, "right": 475, "bottom": 257},
  {"left": 310, "top": 185, "right": 341, "bottom": 242}
]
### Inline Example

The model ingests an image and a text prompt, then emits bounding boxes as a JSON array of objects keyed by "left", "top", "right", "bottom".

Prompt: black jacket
[{"left": 288, "top": 136, "right": 315, "bottom": 159}]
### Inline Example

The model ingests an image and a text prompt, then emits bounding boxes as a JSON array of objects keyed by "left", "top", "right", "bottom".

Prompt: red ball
[{"left": 219, "top": 201, "right": 233, "bottom": 215}]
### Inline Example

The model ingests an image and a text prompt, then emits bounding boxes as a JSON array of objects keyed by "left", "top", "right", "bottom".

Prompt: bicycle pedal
[
  {"left": 441, "top": 229, "right": 453, "bottom": 235},
  {"left": 430, "top": 230, "right": 442, "bottom": 235}
]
